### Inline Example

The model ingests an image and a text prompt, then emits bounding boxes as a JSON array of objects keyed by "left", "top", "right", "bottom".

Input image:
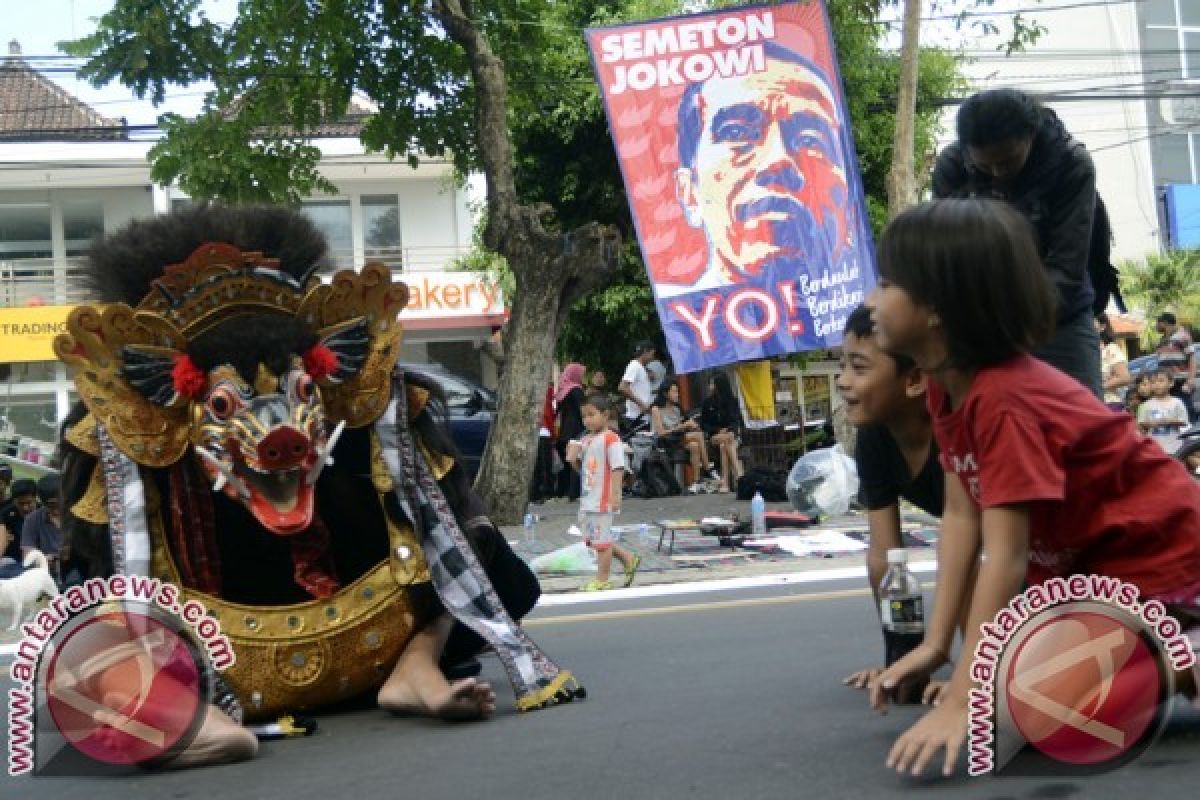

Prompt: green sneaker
[
  {"left": 581, "top": 579, "right": 613, "bottom": 592},
  {"left": 623, "top": 554, "right": 642, "bottom": 588}
]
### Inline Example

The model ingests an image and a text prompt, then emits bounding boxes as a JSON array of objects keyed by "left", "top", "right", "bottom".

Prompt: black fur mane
[{"left": 81, "top": 205, "right": 329, "bottom": 305}]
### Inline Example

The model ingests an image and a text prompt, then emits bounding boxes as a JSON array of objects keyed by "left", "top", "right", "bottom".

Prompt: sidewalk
[
  {"left": 511, "top": 493, "right": 939, "bottom": 594},
  {"left": 0, "top": 494, "right": 938, "bottom": 655}
]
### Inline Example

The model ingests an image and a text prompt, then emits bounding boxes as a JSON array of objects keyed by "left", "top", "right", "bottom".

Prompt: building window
[
  {"left": 1182, "top": 0, "right": 1200, "bottom": 28},
  {"left": 0, "top": 391, "right": 59, "bottom": 448},
  {"left": 1144, "top": 0, "right": 1177, "bottom": 26},
  {"left": 63, "top": 200, "right": 104, "bottom": 257},
  {"left": 1158, "top": 134, "right": 1194, "bottom": 184},
  {"left": 1186, "top": 31, "right": 1200, "bottom": 79},
  {"left": 0, "top": 205, "right": 52, "bottom": 307},
  {"left": 302, "top": 200, "right": 353, "bottom": 265},
  {"left": 362, "top": 194, "right": 402, "bottom": 267},
  {"left": 1144, "top": 27, "right": 1183, "bottom": 81},
  {"left": 0, "top": 205, "right": 52, "bottom": 260}
]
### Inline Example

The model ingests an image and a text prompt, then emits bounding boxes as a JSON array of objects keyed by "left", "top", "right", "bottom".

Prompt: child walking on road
[{"left": 568, "top": 393, "right": 641, "bottom": 591}]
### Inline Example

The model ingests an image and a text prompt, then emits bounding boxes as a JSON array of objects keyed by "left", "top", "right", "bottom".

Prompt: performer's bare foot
[
  {"left": 158, "top": 703, "right": 258, "bottom": 770},
  {"left": 377, "top": 673, "right": 497, "bottom": 720},
  {"left": 377, "top": 613, "right": 496, "bottom": 720}
]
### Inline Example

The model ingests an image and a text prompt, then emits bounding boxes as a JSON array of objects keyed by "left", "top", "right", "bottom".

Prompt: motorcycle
[{"left": 1178, "top": 423, "right": 1200, "bottom": 478}]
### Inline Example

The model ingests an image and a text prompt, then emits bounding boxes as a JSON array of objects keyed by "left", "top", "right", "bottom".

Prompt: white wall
[
  {"left": 397, "top": 178, "right": 464, "bottom": 255},
  {"left": 937, "top": 1, "right": 1160, "bottom": 260}
]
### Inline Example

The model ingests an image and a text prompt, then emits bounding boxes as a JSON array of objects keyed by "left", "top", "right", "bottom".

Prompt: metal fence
[
  {"left": 737, "top": 404, "right": 830, "bottom": 475},
  {"left": 0, "top": 246, "right": 474, "bottom": 305}
]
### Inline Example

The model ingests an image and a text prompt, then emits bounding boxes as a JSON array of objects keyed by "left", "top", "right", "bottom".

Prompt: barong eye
[
  {"left": 207, "top": 386, "right": 240, "bottom": 421},
  {"left": 288, "top": 370, "right": 315, "bottom": 404},
  {"left": 295, "top": 373, "right": 314, "bottom": 403}
]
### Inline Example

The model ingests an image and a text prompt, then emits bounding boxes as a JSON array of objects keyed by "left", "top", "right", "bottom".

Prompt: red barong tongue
[{"left": 289, "top": 520, "right": 340, "bottom": 599}]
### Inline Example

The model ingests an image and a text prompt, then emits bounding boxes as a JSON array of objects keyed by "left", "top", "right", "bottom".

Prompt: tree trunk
[
  {"left": 886, "top": 0, "right": 922, "bottom": 218},
  {"left": 473, "top": 214, "right": 619, "bottom": 523},
  {"left": 434, "top": 0, "right": 621, "bottom": 522}
]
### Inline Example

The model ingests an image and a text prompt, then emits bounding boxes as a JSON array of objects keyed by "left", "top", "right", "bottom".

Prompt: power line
[
  {"left": 0, "top": 0, "right": 1160, "bottom": 48},
  {"left": 925, "top": 0, "right": 1147, "bottom": 20},
  {"left": 5, "top": 68, "right": 1195, "bottom": 119}
]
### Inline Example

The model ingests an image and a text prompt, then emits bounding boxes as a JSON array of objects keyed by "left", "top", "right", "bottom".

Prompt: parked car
[{"left": 400, "top": 363, "right": 496, "bottom": 479}]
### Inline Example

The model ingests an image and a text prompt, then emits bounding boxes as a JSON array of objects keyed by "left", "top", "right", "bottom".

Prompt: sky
[{"left": 3, "top": 0, "right": 238, "bottom": 126}]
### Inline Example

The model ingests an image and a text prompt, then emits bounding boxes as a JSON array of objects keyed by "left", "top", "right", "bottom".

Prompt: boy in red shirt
[{"left": 865, "top": 198, "right": 1200, "bottom": 777}]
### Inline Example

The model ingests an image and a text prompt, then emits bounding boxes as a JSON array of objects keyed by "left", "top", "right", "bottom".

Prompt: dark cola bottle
[{"left": 880, "top": 547, "right": 928, "bottom": 703}]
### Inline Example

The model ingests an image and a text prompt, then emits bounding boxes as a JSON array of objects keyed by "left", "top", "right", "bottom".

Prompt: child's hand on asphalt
[
  {"left": 869, "top": 643, "right": 947, "bottom": 714},
  {"left": 842, "top": 666, "right": 882, "bottom": 690},
  {"left": 886, "top": 699, "right": 969, "bottom": 777}
]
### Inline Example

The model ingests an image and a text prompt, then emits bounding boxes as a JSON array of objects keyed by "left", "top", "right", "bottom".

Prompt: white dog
[{"left": 1, "top": 550, "right": 60, "bottom": 631}]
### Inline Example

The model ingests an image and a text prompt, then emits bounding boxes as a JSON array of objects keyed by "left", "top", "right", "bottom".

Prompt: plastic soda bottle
[
  {"left": 522, "top": 506, "right": 536, "bottom": 545},
  {"left": 750, "top": 490, "right": 767, "bottom": 537},
  {"left": 880, "top": 548, "right": 925, "bottom": 666}
]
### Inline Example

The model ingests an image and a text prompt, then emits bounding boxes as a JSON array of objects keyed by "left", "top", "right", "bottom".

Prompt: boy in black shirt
[{"left": 835, "top": 306, "right": 944, "bottom": 697}]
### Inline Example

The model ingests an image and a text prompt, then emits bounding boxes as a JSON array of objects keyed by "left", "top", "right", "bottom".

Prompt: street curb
[{"left": 535, "top": 561, "right": 937, "bottom": 607}]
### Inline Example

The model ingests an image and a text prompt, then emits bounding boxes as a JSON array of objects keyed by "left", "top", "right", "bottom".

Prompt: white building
[{"left": 0, "top": 43, "right": 500, "bottom": 452}]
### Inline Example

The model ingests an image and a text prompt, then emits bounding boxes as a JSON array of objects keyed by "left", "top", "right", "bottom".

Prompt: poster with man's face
[{"left": 586, "top": 1, "right": 876, "bottom": 372}]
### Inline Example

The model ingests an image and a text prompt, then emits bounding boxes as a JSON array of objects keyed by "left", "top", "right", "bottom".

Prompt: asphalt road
[{"left": 3, "top": 577, "right": 1198, "bottom": 799}]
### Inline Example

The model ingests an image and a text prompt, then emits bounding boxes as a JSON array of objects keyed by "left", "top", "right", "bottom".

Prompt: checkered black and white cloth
[{"left": 376, "top": 370, "right": 581, "bottom": 710}]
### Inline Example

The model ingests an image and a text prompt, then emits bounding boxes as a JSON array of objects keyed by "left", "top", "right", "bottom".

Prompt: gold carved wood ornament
[{"left": 54, "top": 242, "right": 410, "bottom": 466}]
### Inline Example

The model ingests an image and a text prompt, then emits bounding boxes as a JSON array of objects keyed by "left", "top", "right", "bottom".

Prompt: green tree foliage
[
  {"left": 61, "top": 0, "right": 625, "bottom": 522},
  {"left": 1119, "top": 248, "right": 1200, "bottom": 344},
  {"left": 62, "top": 0, "right": 567, "bottom": 203}
]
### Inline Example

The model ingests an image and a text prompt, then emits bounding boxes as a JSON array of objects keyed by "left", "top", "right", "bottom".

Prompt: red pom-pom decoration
[
  {"left": 172, "top": 354, "right": 208, "bottom": 401},
  {"left": 303, "top": 344, "right": 339, "bottom": 381}
]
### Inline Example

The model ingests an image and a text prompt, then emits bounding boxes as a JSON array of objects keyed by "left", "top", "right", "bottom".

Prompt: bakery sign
[
  {"left": 0, "top": 305, "right": 73, "bottom": 363},
  {"left": 398, "top": 271, "right": 507, "bottom": 329}
]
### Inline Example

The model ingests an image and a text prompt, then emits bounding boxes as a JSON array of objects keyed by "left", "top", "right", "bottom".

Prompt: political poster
[{"left": 586, "top": 1, "right": 876, "bottom": 372}]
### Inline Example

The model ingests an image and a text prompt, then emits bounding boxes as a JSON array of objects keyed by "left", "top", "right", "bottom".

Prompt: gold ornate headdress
[{"left": 54, "top": 242, "right": 409, "bottom": 467}]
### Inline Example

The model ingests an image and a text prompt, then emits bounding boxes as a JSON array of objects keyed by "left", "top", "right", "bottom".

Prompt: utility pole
[{"left": 886, "top": 0, "right": 922, "bottom": 218}]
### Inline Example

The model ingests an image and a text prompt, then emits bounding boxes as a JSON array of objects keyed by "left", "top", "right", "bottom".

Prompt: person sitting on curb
[{"left": 652, "top": 379, "right": 713, "bottom": 494}]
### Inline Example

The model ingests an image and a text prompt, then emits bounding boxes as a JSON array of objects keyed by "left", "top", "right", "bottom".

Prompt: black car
[{"left": 400, "top": 363, "right": 496, "bottom": 478}]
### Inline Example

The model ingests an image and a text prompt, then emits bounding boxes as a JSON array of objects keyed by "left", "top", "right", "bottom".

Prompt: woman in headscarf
[{"left": 555, "top": 362, "right": 587, "bottom": 501}]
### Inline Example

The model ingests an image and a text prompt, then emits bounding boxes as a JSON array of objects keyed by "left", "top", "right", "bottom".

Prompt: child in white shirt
[{"left": 567, "top": 393, "right": 641, "bottom": 591}]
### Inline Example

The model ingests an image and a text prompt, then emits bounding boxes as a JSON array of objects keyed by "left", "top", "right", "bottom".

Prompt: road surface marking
[
  {"left": 527, "top": 583, "right": 935, "bottom": 627},
  {"left": 536, "top": 560, "right": 936, "bottom": 607}
]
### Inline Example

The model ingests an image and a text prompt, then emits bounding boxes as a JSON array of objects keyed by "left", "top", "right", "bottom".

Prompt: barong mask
[{"left": 55, "top": 242, "right": 409, "bottom": 535}]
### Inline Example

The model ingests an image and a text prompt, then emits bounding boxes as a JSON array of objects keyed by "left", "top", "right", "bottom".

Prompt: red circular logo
[
  {"left": 1004, "top": 610, "right": 1163, "bottom": 766},
  {"left": 45, "top": 608, "right": 207, "bottom": 766}
]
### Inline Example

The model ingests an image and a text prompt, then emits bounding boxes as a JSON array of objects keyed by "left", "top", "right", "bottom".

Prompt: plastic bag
[
  {"left": 786, "top": 444, "right": 860, "bottom": 518},
  {"left": 529, "top": 541, "right": 597, "bottom": 574}
]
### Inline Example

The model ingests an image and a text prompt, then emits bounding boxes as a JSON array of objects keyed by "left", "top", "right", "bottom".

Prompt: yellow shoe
[
  {"left": 623, "top": 555, "right": 642, "bottom": 588},
  {"left": 581, "top": 579, "right": 613, "bottom": 592}
]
